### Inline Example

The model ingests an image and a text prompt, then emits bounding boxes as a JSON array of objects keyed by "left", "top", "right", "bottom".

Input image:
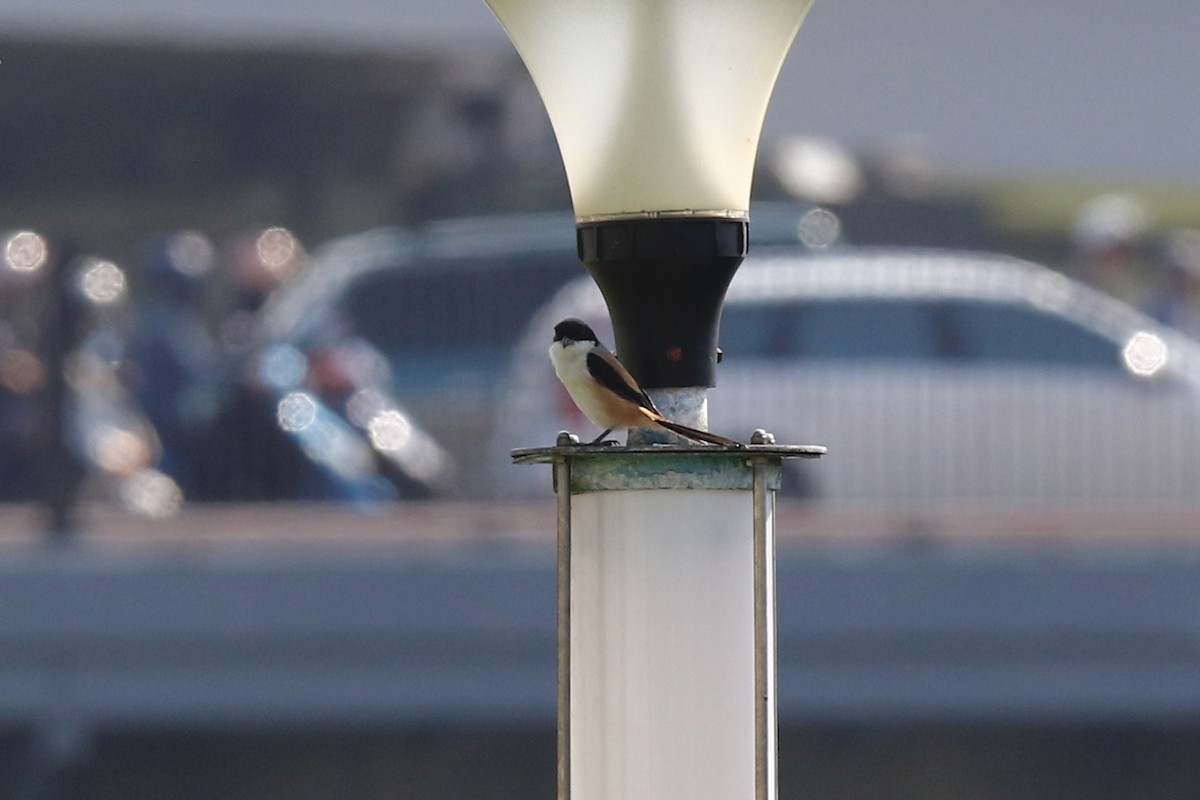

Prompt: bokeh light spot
[
  {"left": 257, "top": 226, "right": 300, "bottom": 272},
  {"left": 796, "top": 207, "right": 841, "bottom": 248},
  {"left": 1122, "top": 331, "right": 1168, "bottom": 377},
  {"left": 79, "top": 259, "right": 127, "bottom": 304},
  {"left": 120, "top": 469, "right": 184, "bottom": 518},
  {"left": 277, "top": 391, "right": 318, "bottom": 432},
  {"left": 4, "top": 230, "right": 48, "bottom": 272},
  {"left": 368, "top": 409, "right": 414, "bottom": 452}
]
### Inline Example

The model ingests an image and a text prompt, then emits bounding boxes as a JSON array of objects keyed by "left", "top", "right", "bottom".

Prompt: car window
[
  {"left": 721, "top": 300, "right": 938, "bottom": 360},
  {"left": 341, "top": 252, "right": 577, "bottom": 357},
  {"left": 942, "top": 300, "right": 1119, "bottom": 368},
  {"left": 720, "top": 298, "right": 1122, "bottom": 370}
]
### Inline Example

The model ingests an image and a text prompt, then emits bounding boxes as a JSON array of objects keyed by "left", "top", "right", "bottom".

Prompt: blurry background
[{"left": 2, "top": 0, "right": 1200, "bottom": 797}]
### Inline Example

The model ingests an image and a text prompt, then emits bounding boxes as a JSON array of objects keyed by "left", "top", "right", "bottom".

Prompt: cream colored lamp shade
[{"left": 484, "top": 0, "right": 817, "bottom": 222}]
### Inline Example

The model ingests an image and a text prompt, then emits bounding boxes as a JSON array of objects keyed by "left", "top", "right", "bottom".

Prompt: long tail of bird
[{"left": 656, "top": 419, "right": 744, "bottom": 448}]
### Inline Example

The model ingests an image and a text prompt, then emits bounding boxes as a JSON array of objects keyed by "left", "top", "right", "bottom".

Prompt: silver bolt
[{"left": 750, "top": 429, "right": 775, "bottom": 446}]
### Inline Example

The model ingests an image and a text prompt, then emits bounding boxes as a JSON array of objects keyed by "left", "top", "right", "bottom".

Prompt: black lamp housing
[{"left": 577, "top": 216, "right": 748, "bottom": 389}]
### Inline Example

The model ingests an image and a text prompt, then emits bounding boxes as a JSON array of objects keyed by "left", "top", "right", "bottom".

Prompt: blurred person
[
  {"left": 27, "top": 239, "right": 184, "bottom": 530},
  {"left": 205, "top": 227, "right": 312, "bottom": 500},
  {"left": 122, "top": 232, "right": 225, "bottom": 499},
  {"left": 1069, "top": 192, "right": 1157, "bottom": 309}
]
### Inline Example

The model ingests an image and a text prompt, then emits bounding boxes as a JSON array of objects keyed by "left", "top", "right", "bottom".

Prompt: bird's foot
[{"left": 587, "top": 429, "right": 615, "bottom": 446}]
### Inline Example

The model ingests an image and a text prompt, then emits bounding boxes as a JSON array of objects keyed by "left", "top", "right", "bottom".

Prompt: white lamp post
[
  {"left": 514, "top": 435, "right": 822, "bottom": 800},
  {"left": 488, "top": 2, "right": 823, "bottom": 799}
]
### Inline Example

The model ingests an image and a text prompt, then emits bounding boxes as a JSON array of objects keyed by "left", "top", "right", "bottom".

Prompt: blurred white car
[{"left": 493, "top": 248, "right": 1200, "bottom": 510}]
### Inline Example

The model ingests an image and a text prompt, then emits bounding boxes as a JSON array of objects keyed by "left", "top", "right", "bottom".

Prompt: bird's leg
[{"left": 588, "top": 429, "right": 613, "bottom": 445}]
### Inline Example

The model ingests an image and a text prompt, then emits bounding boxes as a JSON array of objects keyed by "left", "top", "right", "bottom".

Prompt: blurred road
[
  {"left": 0, "top": 502, "right": 558, "bottom": 555},
  {"left": 2, "top": 498, "right": 1200, "bottom": 735},
  {"left": 2, "top": 501, "right": 1199, "bottom": 554}
]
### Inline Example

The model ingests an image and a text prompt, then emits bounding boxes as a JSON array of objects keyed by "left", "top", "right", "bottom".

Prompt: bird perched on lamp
[{"left": 549, "top": 317, "right": 742, "bottom": 447}]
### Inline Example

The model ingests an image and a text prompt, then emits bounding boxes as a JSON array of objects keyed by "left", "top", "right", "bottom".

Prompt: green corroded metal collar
[{"left": 512, "top": 436, "right": 825, "bottom": 494}]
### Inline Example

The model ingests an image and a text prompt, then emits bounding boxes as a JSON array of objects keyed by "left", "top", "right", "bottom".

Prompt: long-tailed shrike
[{"left": 549, "top": 317, "right": 743, "bottom": 447}]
